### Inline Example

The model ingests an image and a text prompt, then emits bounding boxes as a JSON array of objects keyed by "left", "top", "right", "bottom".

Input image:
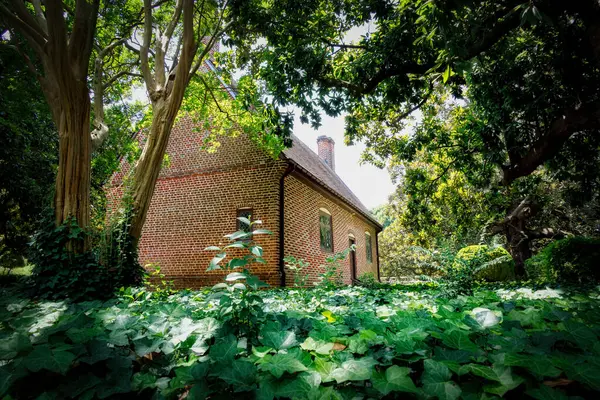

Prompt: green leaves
[
  {"left": 372, "top": 365, "right": 418, "bottom": 395},
  {"left": 329, "top": 357, "right": 377, "bottom": 383},
  {"left": 258, "top": 353, "right": 308, "bottom": 378},
  {"left": 209, "top": 335, "right": 238, "bottom": 363},
  {"left": 2, "top": 281, "right": 600, "bottom": 400},
  {"left": 261, "top": 330, "right": 298, "bottom": 350},
  {"left": 422, "top": 360, "right": 462, "bottom": 400},
  {"left": 216, "top": 360, "right": 257, "bottom": 391},
  {"left": 25, "top": 345, "right": 76, "bottom": 375},
  {"left": 441, "top": 329, "right": 479, "bottom": 352}
]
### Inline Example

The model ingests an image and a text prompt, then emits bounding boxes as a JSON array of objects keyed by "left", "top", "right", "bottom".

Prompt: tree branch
[
  {"left": 0, "top": 2, "right": 46, "bottom": 54},
  {"left": 502, "top": 100, "right": 600, "bottom": 185},
  {"left": 68, "top": 0, "right": 100, "bottom": 79},
  {"left": 320, "top": 2, "right": 521, "bottom": 96},
  {"left": 524, "top": 228, "right": 568, "bottom": 240},
  {"left": 31, "top": 0, "right": 48, "bottom": 35},
  {"left": 141, "top": 0, "right": 157, "bottom": 96},
  {"left": 167, "top": 0, "right": 196, "bottom": 104}
]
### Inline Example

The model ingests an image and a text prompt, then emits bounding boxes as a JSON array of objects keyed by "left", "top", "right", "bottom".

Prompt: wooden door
[{"left": 349, "top": 237, "right": 357, "bottom": 282}]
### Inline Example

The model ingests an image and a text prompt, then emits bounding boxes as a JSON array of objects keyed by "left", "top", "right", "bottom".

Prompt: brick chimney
[{"left": 317, "top": 136, "right": 335, "bottom": 170}]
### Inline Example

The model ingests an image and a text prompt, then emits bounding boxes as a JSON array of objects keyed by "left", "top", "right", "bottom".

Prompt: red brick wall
[
  {"left": 107, "top": 116, "right": 379, "bottom": 288},
  {"left": 107, "top": 116, "right": 287, "bottom": 288},
  {"left": 283, "top": 174, "right": 379, "bottom": 286}
]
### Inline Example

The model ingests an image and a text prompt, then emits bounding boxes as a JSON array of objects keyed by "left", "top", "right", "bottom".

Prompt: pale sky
[{"left": 290, "top": 110, "right": 395, "bottom": 210}]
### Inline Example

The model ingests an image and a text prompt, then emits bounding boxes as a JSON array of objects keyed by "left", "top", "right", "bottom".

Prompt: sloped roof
[{"left": 282, "top": 135, "right": 382, "bottom": 230}]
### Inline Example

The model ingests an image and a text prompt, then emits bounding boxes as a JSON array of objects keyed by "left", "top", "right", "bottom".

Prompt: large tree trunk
[
  {"left": 505, "top": 219, "right": 532, "bottom": 277},
  {"left": 488, "top": 198, "right": 567, "bottom": 277},
  {"left": 126, "top": 0, "right": 200, "bottom": 245},
  {"left": 128, "top": 99, "right": 180, "bottom": 244},
  {"left": 52, "top": 82, "right": 93, "bottom": 252}
]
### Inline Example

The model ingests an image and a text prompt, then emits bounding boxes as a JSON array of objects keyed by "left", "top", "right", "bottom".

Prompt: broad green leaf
[
  {"left": 422, "top": 359, "right": 461, "bottom": 400},
  {"left": 481, "top": 365, "right": 524, "bottom": 396},
  {"left": 226, "top": 272, "right": 247, "bottom": 281},
  {"left": 252, "top": 229, "right": 272, "bottom": 235},
  {"left": 0, "top": 332, "right": 31, "bottom": 360},
  {"left": 507, "top": 308, "right": 544, "bottom": 328},
  {"left": 372, "top": 365, "right": 418, "bottom": 395},
  {"left": 258, "top": 353, "right": 308, "bottom": 378},
  {"left": 133, "top": 337, "right": 162, "bottom": 357},
  {"left": 0, "top": 367, "right": 12, "bottom": 397},
  {"left": 208, "top": 253, "right": 226, "bottom": 271},
  {"left": 441, "top": 329, "right": 479, "bottom": 352},
  {"left": 502, "top": 353, "right": 561, "bottom": 377},
  {"left": 216, "top": 360, "right": 256, "bottom": 392},
  {"left": 261, "top": 330, "right": 297, "bottom": 350},
  {"left": 25, "top": 345, "right": 75, "bottom": 374},
  {"left": 565, "top": 361, "right": 600, "bottom": 390},
  {"left": 237, "top": 216, "right": 251, "bottom": 226},
  {"left": 273, "top": 377, "right": 312, "bottom": 398},
  {"left": 300, "top": 337, "right": 334, "bottom": 354},
  {"left": 226, "top": 231, "right": 251, "bottom": 240},
  {"left": 314, "top": 358, "right": 337, "bottom": 383},
  {"left": 443, "top": 65, "right": 451, "bottom": 83},
  {"left": 563, "top": 320, "right": 597, "bottom": 350},
  {"left": 330, "top": 357, "right": 377, "bottom": 383},
  {"left": 228, "top": 258, "right": 249, "bottom": 269},
  {"left": 210, "top": 335, "right": 238, "bottom": 363}
]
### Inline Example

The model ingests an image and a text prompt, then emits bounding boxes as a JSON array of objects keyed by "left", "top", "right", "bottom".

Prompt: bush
[
  {"left": 283, "top": 255, "right": 310, "bottom": 287},
  {"left": 525, "top": 237, "right": 600, "bottom": 283},
  {"left": 356, "top": 272, "right": 381, "bottom": 289},
  {"left": 453, "top": 245, "right": 515, "bottom": 282},
  {"left": 29, "top": 217, "right": 144, "bottom": 300}
]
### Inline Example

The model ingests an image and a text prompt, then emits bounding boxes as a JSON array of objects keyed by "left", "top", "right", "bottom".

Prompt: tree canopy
[{"left": 230, "top": 0, "right": 600, "bottom": 269}]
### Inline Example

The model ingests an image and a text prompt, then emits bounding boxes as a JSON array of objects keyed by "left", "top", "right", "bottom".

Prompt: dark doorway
[{"left": 349, "top": 237, "right": 357, "bottom": 282}]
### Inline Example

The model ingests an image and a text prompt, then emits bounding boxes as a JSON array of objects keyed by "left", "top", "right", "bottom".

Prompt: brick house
[{"left": 108, "top": 115, "right": 382, "bottom": 288}]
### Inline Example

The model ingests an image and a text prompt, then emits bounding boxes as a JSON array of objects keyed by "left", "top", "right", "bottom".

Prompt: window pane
[
  {"left": 365, "top": 233, "right": 373, "bottom": 263},
  {"left": 237, "top": 209, "right": 252, "bottom": 232},
  {"left": 319, "top": 212, "right": 333, "bottom": 251}
]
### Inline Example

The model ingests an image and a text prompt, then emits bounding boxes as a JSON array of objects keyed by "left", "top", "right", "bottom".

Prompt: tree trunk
[
  {"left": 50, "top": 81, "right": 93, "bottom": 253},
  {"left": 128, "top": 98, "right": 179, "bottom": 244},
  {"left": 505, "top": 222, "right": 531, "bottom": 277},
  {"left": 488, "top": 198, "right": 534, "bottom": 277}
]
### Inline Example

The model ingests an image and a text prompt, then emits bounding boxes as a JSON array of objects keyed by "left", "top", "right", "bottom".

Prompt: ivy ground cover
[{"left": 1, "top": 285, "right": 600, "bottom": 399}]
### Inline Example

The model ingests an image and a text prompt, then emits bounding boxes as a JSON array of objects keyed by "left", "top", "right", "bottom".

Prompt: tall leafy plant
[{"left": 204, "top": 217, "right": 270, "bottom": 347}]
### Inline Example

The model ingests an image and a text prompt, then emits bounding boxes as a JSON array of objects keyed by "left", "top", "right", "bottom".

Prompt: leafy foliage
[
  {"left": 1, "top": 282, "right": 600, "bottom": 399},
  {"left": 315, "top": 245, "right": 356, "bottom": 289},
  {"left": 453, "top": 245, "right": 515, "bottom": 282},
  {"left": 29, "top": 217, "right": 144, "bottom": 300},
  {"left": 525, "top": 237, "right": 600, "bottom": 283},
  {"left": 204, "top": 218, "right": 270, "bottom": 343},
  {"left": 0, "top": 42, "right": 57, "bottom": 265},
  {"left": 284, "top": 255, "right": 310, "bottom": 287},
  {"left": 356, "top": 272, "right": 382, "bottom": 289},
  {"left": 230, "top": 0, "right": 600, "bottom": 268}
]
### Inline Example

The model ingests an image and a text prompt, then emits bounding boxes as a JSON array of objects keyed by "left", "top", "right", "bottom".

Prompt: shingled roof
[{"left": 282, "top": 135, "right": 382, "bottom": 230}]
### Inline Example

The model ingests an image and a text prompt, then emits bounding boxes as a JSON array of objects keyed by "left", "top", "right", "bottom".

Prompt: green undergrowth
[{"left": 1, "top": 284, "right": 600, "bottom": 399}]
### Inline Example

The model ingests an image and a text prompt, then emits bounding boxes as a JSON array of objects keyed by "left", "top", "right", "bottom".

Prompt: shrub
[
  {"left": 315, "top": 245, "right": 356, "bottom": 289},
  {"left": 525, "top": 237, "right": 600, "bottom": 283},
  {"left": 204, "top": 217, "right": 270, "bottom": 345},
  {"left": 357, "top": 272, "right": 381, "bottom": 289},
  {"left": 29, "top": 217, "right": 144, "bottom": 300},
  {"left": 453, "top": 245, "right": 515, "bottom": 282},
  {"left": 283, "top": 255, "right": 310, "bottom": 287}
]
